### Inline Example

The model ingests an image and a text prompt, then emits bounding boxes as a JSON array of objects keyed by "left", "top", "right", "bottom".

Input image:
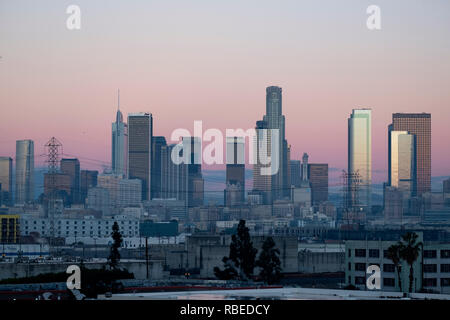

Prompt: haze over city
[{"left": 1, "top": 0, "right": 450, "bottom": 181}]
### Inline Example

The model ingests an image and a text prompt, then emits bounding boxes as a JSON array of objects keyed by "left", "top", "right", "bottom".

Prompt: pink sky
[{"left": 1, "top": 0, "right": 449, "bottom": 182}]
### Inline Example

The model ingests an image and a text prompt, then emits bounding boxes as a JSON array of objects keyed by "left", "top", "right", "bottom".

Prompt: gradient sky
[{"left": 1, "top": 0, "right": 450, "bottom": 182}]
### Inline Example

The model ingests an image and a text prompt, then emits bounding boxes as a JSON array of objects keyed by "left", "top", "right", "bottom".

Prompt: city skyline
[
  {"left": 1, "top": 1, "right": 450, "bottom": 179},
  {"left": 3, "top": 0, "right": 450, "bottom": 306},
  {"left": 0, "top": 98, "right": 445, "bottom": 184}
]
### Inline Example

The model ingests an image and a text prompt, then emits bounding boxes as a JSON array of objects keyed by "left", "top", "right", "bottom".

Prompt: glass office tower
[
  {"left": 392, "top": 113, "right": 431, "bottom": 195},
  {"left": 15, "top": 139, "right": 34, "bottom": 204},
  {"left": 263, "top": 86, "right": 289, "bottom": 200},
  {"left": 388, "top": 127, "right": 416, "bottom": 197},
  {"left": 128, "top": 113, "right": 153, "bottom": 201},
  {"left": 348, "top": 109, "right": 372, "bottom": 210}
]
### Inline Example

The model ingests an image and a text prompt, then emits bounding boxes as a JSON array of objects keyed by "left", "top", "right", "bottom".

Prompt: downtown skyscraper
[
  {"left": 15, "top": 139, "right": 34, "bottom": 204},
  {"left": 151, "top": 136, "right": 167, "bottom": 199},
  {"left": 392, "top": 113, "right": 431, "bottom": 195},
  {"left": 253, "top": 120, "right": 272, "bottom": 204},
  {"left": 348, "top": 109, "right": 372, "bottom": 210},
  {"left": 161, "top": 137, "right": 204, "bottom": 207},
  {"left": 128, "top": 113, "right": 153, "bottom": 201},
  {"left": 253, "top": 86, "right": 289, "bottom": 203},
  {"left": 183, "top": 136, "right": 204, "bottom": 207},
  {"left": 308, "top": 163, "right": 329, "bottom": 206},
  {"left": 289, "top": 160, "right": 301, "bottom": 188},
  {"left": 388, "top": 125, "right": 416, "bottom": 197},
  {"left": 61, "top": 158, "right": 81, "bottom": 204},
  {"left": 112, "top": 96, "right": 128, "bottom": 177},
  {"left": 225, "top": 136, "right": 245, "bottom": 206},
  {"left": 0, "top": 157, "right": 13, "bottom": 206}
]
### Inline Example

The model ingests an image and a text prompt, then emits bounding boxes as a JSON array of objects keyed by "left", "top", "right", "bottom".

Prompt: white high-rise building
[{"left": 112, "top": 91, "right": 128, "bottom": 177}]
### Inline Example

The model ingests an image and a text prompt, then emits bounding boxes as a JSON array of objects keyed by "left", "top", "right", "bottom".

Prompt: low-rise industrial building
[{"left": 345, "top": 232, "right": 450, "bottom": 294}]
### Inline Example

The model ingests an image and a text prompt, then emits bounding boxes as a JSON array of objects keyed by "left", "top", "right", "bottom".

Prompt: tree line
[{"left": 214, "top": 220, "right": 282, "bottom": 285}]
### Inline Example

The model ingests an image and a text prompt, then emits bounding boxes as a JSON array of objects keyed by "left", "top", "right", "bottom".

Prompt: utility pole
[{"left": 145, "top": 237, "right": 149, "bottom": 279}]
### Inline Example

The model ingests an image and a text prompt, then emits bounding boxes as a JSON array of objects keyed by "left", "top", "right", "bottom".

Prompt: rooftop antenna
[{"left": 118, "top": 89, "right": 120, "bottom": 110}]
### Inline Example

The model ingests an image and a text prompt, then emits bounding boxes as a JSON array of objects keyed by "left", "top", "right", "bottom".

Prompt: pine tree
[
  {"left": 256, "top": 237, "right": 282, "bottom": 284},
  {"left": 214, "top": 220, "right": 257, "bottom": 281},
  {"left": 236, "top": 220, "right": 257, "bottom": 280},
  {"left": 108, "top": 222, "right": 123, "bottom": 269}
]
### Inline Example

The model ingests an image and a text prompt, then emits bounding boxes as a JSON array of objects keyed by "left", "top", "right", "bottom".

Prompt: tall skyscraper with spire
[
  {"left": 348, "top": 108, "right": 372, "bottom": 210},
  {"left": 112, "top": 90, "right": 128, "bottom": 177}
]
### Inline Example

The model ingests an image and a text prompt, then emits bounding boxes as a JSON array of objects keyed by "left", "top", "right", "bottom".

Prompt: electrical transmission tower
[{"left": 44, "top": 137, "right": 63, "bottom": 250}]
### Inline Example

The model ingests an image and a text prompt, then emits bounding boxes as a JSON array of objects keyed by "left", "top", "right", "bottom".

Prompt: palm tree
[
  {"left": 399, "top": 232, "right": 423, "bottom": 293},
  {"left": 386, "top": 244, "right": 402, "bottom": 292}
]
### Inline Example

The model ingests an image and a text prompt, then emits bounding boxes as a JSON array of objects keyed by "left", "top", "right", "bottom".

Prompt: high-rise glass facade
[
  {"left": 392, "top": 113, "right": 431, "bottom": 195},
  {"left": 348, "top": 109, "right": 372, "bottom": 209},
  {"left": 15, "top": 140, "right": 34, "bottom": 204},
  {"left": 388, "top": 127, "right": 416, "bottom": 197}
]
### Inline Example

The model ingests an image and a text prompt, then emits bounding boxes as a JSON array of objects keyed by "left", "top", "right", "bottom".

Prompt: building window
[
  {"left": 383, "top": 264, "right": 396, "bottom": 273},
  {"left": 355, "top": 263, "right": 366, "bottom": 271},
  {"left": 355, "top": 249, "right": 366, "bottom": 258},
  {"left": 423, "top": 278, "right": 437, "bottom": 287},
  {"left": 441, "top": 250, "right": 450, "bottom": 259},
  {"left": 424, "top": 264, "right": 437, "bottom": 273},
  {"left": 441, "top": 264, "right": 450, "bottom": 273},
  {"left": 383, "top": 250, "right": 389, "bottom": 258},
  {"left": 424, "top": 250, "right": 437, "bottom": 259},
  {"left": 369, "top": 249, "right": 380, "bottom": 258},
  {"left": 383, "top": 278, "right": 395, "bottom": 287},
  {"left": 441, "top": 278, "right": 450, "bottom": 287},
  {"left": 355, "top": 277, "right": 365, "bottom": 285}
]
